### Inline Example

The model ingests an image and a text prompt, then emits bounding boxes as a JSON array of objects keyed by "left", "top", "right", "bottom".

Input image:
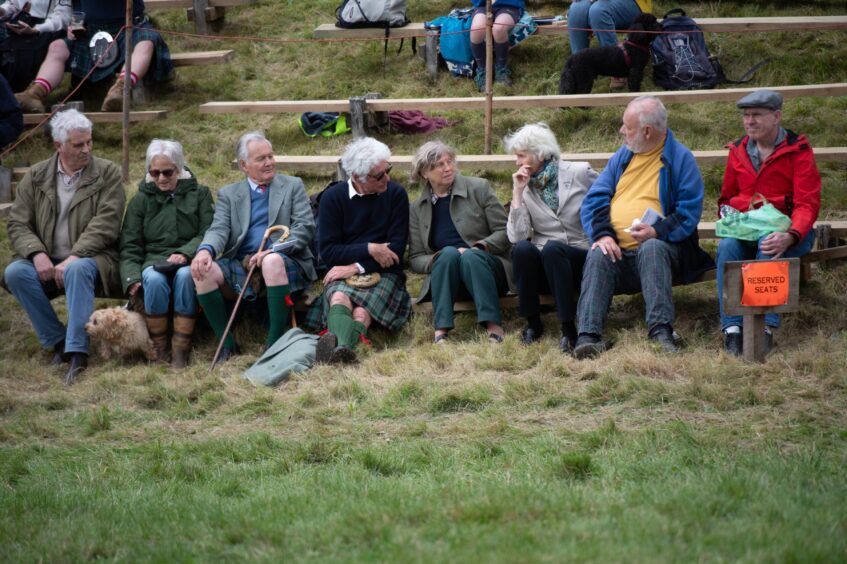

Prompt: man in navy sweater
[{"left": 316, "top": 137, "right": 410, "bottom": 364}]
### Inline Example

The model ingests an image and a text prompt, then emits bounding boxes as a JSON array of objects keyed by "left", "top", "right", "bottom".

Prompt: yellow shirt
[
  {"left": 610, "top": 141, "right": 664, "bottom": 250},
  {"left": 635, "top": 0, "right": 652, "bottom": 13}
]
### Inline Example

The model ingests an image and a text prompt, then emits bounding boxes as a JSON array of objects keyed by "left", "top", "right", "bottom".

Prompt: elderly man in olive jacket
[{"left": 2, "top": 109, "right": 125, "bottom": 384}]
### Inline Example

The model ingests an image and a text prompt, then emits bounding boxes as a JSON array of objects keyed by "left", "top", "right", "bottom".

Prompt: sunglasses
[
  {"left": 149, "top": 168, "right": 176, "bottom": 179},
  {"left": 368, "top": 164, "right": 392, "bottom": 182}
]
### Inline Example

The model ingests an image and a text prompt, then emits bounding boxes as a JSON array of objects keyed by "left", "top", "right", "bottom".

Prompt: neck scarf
[{"left": 528, "top": 159, "right": 559, "bottom": 211}]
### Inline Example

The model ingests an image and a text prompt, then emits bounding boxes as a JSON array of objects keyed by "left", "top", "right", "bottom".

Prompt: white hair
[
  {"left": 503, "top": 122, "right": 561, "bottom": 161},
  {"left": 410, "top": 140, "right": 456, "bottom": 183},
  {"left": 236, "top": 131, "right": 272, "bottom": 162},
  {"left": 629, "top": 96, "right": 668, "bottom": 133},
  {"left": 145, "top": 139, "right": 185, "bottom": 173},
  {"left": 341, "top": 137, "right": 392, "bottom": 179},
  {"left": 50, "top": 109, "right": 92, "bottom": 144}
]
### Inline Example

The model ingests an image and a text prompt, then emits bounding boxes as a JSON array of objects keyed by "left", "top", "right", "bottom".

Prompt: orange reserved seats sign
[{"left": 741, "top": 260, "right": 790, "bottom": 307}]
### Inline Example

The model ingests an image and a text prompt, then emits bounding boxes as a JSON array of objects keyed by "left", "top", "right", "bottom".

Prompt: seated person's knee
[{"left": 329, "top": 291, "right": 352, "bottom": 308}]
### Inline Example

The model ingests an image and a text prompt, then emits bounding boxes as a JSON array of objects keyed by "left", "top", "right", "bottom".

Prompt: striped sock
[
  {"left": 118, "top": 71, "right": 139, "bottom": 86},
  {"left": 34, "top": 78, "right": 52, "bottom": 93}
]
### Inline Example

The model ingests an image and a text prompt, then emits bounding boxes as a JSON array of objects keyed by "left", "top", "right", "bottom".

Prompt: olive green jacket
[
  {"left": 409, "top": 174, "right": 514, "bottom": 301},
  {"left": 4, "top": 154, "right": 125, "bottom": 297}
]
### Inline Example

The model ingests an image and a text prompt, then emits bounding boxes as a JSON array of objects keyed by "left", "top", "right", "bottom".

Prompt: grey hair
[
  {"left": 502, "top": 122, "right": 561, "bottom": 162},
  {"left": 629, "top": 96, "right": 668, "bottom": 133},
  {"left": 50, "top": 109, "right": 92, "bottom": 143},
  {"left": 341, "top": 137, "right": 392, "bottom": 179},
  {"left": 236, "top": 131, "right": 272, "bottom": 162},
  {"left": 410, "top": 141, "right": 457, "bottom": 183},
  {"left": 145, "top": 139, "right": 185, "bottom": 173}
]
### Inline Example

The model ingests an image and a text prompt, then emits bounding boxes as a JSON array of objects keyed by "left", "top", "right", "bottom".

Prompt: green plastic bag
[{"left": 715, "top": 194, "right": 792, "bottom": 241}]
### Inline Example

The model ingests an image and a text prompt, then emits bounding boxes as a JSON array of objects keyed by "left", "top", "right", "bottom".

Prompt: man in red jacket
[{"left": 717, "top": 89, "right": 821, "bottom": 356}]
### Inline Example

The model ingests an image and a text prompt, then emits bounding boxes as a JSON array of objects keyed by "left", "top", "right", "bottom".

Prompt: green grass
[{"left": 2, "top": 0, "right": 847, "bottom": 560}]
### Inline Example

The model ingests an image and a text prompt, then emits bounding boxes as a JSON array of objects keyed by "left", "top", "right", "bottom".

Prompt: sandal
[{"left": 488, "top": 333, "right": 504, "bottom": 344}]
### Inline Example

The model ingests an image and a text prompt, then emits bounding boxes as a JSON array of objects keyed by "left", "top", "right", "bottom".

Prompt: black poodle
[{"left": 559, "top": 13, "right": 661, "bottom": 95}]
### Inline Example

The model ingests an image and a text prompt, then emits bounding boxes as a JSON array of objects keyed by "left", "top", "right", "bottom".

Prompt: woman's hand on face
[{"left": 512, "top": 164, "right": 532, "bottom": 191}]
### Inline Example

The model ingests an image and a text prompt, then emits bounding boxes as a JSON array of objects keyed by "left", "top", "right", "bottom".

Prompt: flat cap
[{"left": 736, "top": 89, "right": 783, "bottom": 111}]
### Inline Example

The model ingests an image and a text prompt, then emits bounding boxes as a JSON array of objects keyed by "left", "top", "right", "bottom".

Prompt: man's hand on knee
[
  {"left": 592, "top": 236, "right": 622, "bottom": 262},
  {"left": 53, "top": 255, "right": 79, "bottom": 289},
  {"left": 32, "top": 252, "right": 55, "bottom": 284},
  {"left": 191, "top": 249, "right": 213, "bottom": 280}
]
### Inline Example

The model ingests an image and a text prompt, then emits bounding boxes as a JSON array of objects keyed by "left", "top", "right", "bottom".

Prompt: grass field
[{"left": 2, "top": 0, "right": 847, "bottom": 561}]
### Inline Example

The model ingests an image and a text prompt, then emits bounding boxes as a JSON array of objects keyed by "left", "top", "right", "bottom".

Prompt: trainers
[
  {"left": 474, "top": 69, "right": 486, "bottom": 92},
  {"left": 723, "top": 330, "right": 743, "bottom": 357},
  {"left": 574, "top": 334, "right": 606, "bottom": 359},
  {"left": 648, "top": 324, "right": 679, "bottom": 353},
  {"left": 494, "top": 64, "right": 513, "bottom": 87}
]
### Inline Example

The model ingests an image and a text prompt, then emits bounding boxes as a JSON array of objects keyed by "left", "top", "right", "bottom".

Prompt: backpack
[
  {"left": 335, "top": 0, "right": 409, "bottom": 29},
  {"left": 651, "top": 9, "right": 768, "bottom": 91}
]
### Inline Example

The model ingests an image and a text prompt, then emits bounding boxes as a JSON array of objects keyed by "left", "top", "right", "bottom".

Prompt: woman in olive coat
[
  {"left": 120, "top": 139, "right": 214, "bottom": 367},
  {"left": 409, "top": 141, "right": 513, "bottom": 344}
]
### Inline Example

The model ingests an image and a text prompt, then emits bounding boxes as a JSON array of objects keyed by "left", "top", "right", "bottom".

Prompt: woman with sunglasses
[{"left": 119, "top": 139, "right": 214, "bottom": 367}]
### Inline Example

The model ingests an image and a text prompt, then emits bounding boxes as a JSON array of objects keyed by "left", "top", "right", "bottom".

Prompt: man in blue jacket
[{"left": 574, "top": 96, "right": 713, "bottom": 358}]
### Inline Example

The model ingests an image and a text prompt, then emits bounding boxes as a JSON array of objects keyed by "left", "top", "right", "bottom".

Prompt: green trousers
[{"left": 429, "top": 247, "right": 507, "bottom": 330}]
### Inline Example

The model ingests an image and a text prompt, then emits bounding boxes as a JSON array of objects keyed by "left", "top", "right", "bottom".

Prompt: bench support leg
[
  {"left": 349, "top": 96, "right": 368, "bottom": 139},
  {"left": 742, "top": 313, "right": 767, "bottom": 363},
  {"left": 191, "top": 0, "right": 209, "bottom": 34},
  {"left": 425, "top": 28, "right": 440, "bottom": 81}
]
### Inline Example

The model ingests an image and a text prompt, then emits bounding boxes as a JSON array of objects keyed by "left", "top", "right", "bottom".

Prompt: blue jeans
[
  {"left": 567, "top": 0, "right": 642, "bottom": 53},
  {"left": 717, "top": 231, "right": 815, "bottom": 330},
  {"left": 577, "top": 238, "right": 681, "bottom": 336},
  {"left": 4, "top": 257, "right": 99, "bottom": 354},
  {"left": 142, "top": 265, "right": 197, "bottom": 316}
]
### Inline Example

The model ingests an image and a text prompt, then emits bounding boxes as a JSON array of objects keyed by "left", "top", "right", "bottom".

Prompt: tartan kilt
[
  {"left": 217, "top": 255, "right": 308, "bottom": 301},
  {"left": 66, "top": 17, "right": 174, "bottom": 84},
  {"left": 320, "top": 272, "right": 411, "bottom": 332}
]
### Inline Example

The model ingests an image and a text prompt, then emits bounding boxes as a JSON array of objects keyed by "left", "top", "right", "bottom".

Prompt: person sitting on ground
[
  {"left": 567, "top": 0, "right": 651, "bottom": 88},
  {"left": 315, "top": 137, "right": 410, "bottom": 364},
  {"left": 574, "top": 96, "right": 713, "bottom": 359},
  {"left": 716, "top": 89, "right": 821, "bottom": 356},
  {"left": 409, "top": 141, "right": 512, "bottom": 345},
  {"left": 0, "top": 0, "right": 71, "bottom": 91},
  {"left": 2, "top": 109, "right": 125, "bottom": 384},
  {"left": 14, "top": 0, "right": 173, "bottom": 113},
  {"left": 119, "top": 139, "right": 214, "bottom": 368},
  {"left": 505, "top": 122, "right": 598, "bottom": 354},
  {"left": 190, "top": 131, "right": 316, "bottom": 366},
  {"left": 469, "top": 0, "right": 525, "bottom": 90}
]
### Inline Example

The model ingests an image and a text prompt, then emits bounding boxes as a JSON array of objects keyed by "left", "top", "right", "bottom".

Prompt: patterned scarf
[{"left": 528, "top": 159, "right": 559, "bottom": 211}]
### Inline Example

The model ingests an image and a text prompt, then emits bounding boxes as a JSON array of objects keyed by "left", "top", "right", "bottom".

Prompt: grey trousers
[{"left": 577, "top": 238, "right": 682, "bottom": 336}]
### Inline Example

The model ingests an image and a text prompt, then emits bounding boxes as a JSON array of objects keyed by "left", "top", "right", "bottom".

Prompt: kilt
[
  {"left": 217, "top": 255, "right": 308, "bottom": 301},
  {"left": 318, "top": 272, "right": 411, "bottom": 333},
  {"left": 66, "top": 17, "right": 173, "bottom": 84}
]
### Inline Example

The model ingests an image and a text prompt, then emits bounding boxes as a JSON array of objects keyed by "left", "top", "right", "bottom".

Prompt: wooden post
[
  {"left": 192, "top": 0, "right": 209, "bottom": 35},
  {"left": 483, "top": 0, "right": 493, "bottom": 155},
  {"left": 723, "top": 258, "right": 800, "bottom": 362},
  {"left": 349, "top": 96, "right": 368, "bottom": 139},
  {"left": 424, "top": 24, "right": 440, "bottom": 81},
  {"left": 121, "top": 0, "right": 132, "bottom": 183}
]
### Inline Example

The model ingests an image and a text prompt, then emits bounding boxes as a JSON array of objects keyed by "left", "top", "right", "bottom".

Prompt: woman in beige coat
[{"left": 505, "top": 122, "right": 598, "bottom": 354}]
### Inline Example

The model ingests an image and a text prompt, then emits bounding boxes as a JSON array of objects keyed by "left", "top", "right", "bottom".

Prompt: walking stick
[{"left": 209, "top": 224, "right": 289, "bottom": 369}]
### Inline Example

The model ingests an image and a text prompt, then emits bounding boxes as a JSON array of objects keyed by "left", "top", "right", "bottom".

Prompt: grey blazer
[
  {"left": 409, "top": 174, "right": 514, "bottom": 302},
  {"left": 199, "top": 174, "right": 317, "bottom": 282}
]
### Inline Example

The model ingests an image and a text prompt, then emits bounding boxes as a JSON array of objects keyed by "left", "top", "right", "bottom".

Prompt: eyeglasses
[
  {"left": 368, "top": 164, "right": 392, "bottom": 182},
  {"left": 149, "top": 168, "right": 176, "bottom": 179}
]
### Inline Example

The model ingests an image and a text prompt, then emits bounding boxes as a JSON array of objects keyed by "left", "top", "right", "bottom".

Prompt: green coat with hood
[{"left": 119, "top": 170, "right": 214, "bottom": 294}]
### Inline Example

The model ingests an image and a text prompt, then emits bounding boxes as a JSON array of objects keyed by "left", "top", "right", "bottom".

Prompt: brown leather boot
[
  {"left": 14, "top": 81, "right": 48, "bottom": 113},
  {"left": 171, "top": 314, "right": 195, "bottom": 369},
  {"left": 145, "top": 314, "right": 169, "bottom": 363},
  {"left": 101, "top": 77, "right": 125, "bottom": 112}
]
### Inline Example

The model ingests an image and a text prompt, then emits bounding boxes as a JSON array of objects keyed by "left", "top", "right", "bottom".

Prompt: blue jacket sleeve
[
  {"left": 580, "top": 148, "right": 625, "bottom": 243},
  {"left": 653, "top": 148, "right": 704, "bottom": 243}
]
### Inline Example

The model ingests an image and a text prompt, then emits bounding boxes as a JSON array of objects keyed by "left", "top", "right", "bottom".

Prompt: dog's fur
[
  {"left": 559, "top": 13, "right": 661, "bottom": 95},
  {"left": 85, "top": 307, "right": 156, "bottom": 361}
]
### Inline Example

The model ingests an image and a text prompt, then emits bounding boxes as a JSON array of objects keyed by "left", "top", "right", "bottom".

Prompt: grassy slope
[{"left": 1, "top": 1, "right": 847, "bottom": 561}]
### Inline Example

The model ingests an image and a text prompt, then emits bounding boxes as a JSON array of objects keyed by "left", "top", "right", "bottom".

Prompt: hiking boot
[
  {"left": 101, "top": 77, "right": 125, "bottom": 112},
  {"left": 145, "top": 314, "right": 169, "bottom": 364},
  {"left": 474, "top": 69, "right": 486, "bottom": 92},
  {"left": 171, "top": 314, "right": 195, "bottom": 369},
  {"left": 15, "top": 81, "right": 48, "bottom": 113},
  {"left": 723, "top": 329, "right": 743, "bottom": 357},
  {"left": 494, "top": 64, "right": 513, "bottom": 87},
  {"left": 648, "top": 324, "right": 679, "bottom": 353},
  {"left": 574, "top": 334, "right": 606, "bottom": 359}
]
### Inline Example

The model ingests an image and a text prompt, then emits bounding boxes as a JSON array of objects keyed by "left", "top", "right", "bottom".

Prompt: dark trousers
[
  {"left": 511, "top": 240, "right": 587, "bottom": 323},
  {"left": 431, "top": 246, "right": 508, "bottom": 330}
]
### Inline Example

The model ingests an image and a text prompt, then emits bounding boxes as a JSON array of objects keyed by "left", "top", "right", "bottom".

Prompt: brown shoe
[
  {"left": 15, "top": 81, "right": 48, "bottom": 113},
  {"left": 171, "top": 314, "right": 195, "bottom": 369},
  {"left": 101, "top": 77, "right": 125, "bottom": 112},
  {"left": 145, "top": 314, "right": 169, "bottom": 363}
]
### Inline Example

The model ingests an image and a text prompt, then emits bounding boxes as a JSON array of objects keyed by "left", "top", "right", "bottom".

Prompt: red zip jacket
[{"left": 719, "top": 130, "right": 821, "bottom": 242}]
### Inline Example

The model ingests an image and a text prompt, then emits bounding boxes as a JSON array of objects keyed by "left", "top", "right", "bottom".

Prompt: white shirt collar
[
  {"left": 247, "top": 177, "right": 270, "bottom": 192},
  {"left": 348, "top": 178, "right": 364, "bottom": 199}
]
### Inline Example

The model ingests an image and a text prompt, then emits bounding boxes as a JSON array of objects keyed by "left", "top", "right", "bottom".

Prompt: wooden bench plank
[
  {"left": 171, "top": 50, "right": 234, "bottom": 67},
  {"left": 147, "top": 0, "right": 253, "bottom": 8},
  {"left": 200, "top": 100, "right": 350, "bottom": 114},
  {"left": 23, "top": 110, "right": 167, "bottom": 125}
]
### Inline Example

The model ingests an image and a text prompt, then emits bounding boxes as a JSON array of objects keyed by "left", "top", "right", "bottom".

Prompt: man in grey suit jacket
[{"left": 190, "top": 131, "right": 316, "bottom": 365}]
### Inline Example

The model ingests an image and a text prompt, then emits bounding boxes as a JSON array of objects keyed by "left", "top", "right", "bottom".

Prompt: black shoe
[
  {"left": 558, "top": 335, "right": 575, "bottom": 355},
  {"left": 520, "top": 326, "right": 544, "bottom": 345},
  {"left": 63, "top": 353, "right": 88, "bottom": 385},
  {"left": 648, "top": 324, "right": 679, "bottom": 353},
  {"left": 213, "top": 344, "right": 239, "bottom": 367},
  {"left": 574, "top": 334, "right": 606, "bottom": 359},
  {"left": 315, "top": 333, "right": 338, "bottom": 364},
  {"left": 329, "top": 345, "right": 357, "bottom": 365},
  {"left": 723, "top": 331, "right": 743, "bottom": 357},
  {"left": 49, "top": 340, "right": 67, "bottom": 367}
]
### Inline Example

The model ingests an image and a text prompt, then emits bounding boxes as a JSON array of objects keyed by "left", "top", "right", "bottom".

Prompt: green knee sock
[
  {"left": 266, "top": 284, "right": 291, "bottom": 346},
  {"left": 197, "top": 289, "right": 234, "bottom": 348},
  {"left": 328, "top": 304, "right": 357, "bottom": 348},
  {"left": 352, "top": 321, "right": 367, "bottom": 344}
]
